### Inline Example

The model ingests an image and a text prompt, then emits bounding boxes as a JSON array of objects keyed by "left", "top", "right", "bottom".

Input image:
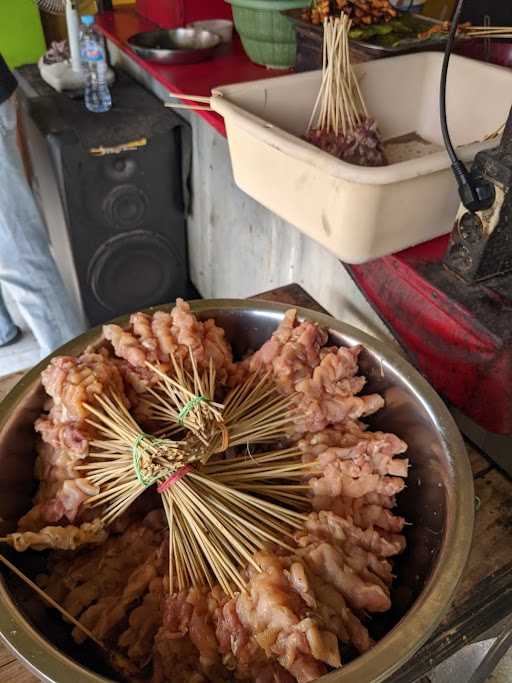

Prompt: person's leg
[
  {"left": 0, "top": 285, "right": 18, "bottom": 346},
  {"left": 0, "top": 95, "right": 86, "bottom": 357}
]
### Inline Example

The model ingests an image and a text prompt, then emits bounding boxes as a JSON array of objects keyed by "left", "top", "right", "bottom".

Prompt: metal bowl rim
[
  {"left": 0, "top": 298, "right": 474, "bottom": 683},
  {"left": 127, "top": 28, "right": 222, "bottom": 54}
]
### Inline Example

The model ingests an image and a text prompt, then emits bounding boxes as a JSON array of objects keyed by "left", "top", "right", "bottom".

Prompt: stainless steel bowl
[
  {"left": 127, "top": 28, "right": 221, "bottom": 65},
  {"left": 0, "top": 300, "right": 474, "bottom": 682}
]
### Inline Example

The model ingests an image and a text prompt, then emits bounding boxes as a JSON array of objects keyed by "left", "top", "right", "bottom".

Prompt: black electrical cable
[
  {"left": 440, "top": 0, "right": 465, "bottom": 166},
  {"left": 439, "top": 0, "right": 495, "bottom": 212}
]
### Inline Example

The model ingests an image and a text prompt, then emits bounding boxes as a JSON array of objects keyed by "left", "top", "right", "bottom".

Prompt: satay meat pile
[
  {"left": 306, "top": 0, "right": 398, "bottom": 28},
  {"left": 20, "top": 301, "right": 408, "bottom": 682}
]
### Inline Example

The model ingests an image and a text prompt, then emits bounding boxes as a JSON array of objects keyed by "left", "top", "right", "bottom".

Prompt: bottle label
[
  {"left": 85, "top": 47, "right": 103, "bottom": 62},
  {"left": 85, "top": 50, "right": 103, "bottom": 62}
]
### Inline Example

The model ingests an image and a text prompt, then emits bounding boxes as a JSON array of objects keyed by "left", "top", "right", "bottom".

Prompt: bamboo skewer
[
  {"left": 164, "top": 92, "right": 213, "bottom": 111},
  {"left": 306, "top": 14, "right": 386, "bottom": 167},
  {"left": 158, "top": 460, "right": 308, "bottom": 595},
  {"left": 78, "top": 392, "right": 190, "bottom": 524},
  {"left": 164, "top": 103, "right": 212, "bottom": 111},
  {"left": 0, "top": 553, "right": 104, "bottom": 649},
  {"left": 144, "top": 359, "right": 296, "bottom": 457},
  {"left": 466, "top": 28, "right": 512, "bottom": 32},
  {"left": 308, "top": 15, "right": 365, "bottom": 136},
  {"left": 457, "top": 25, "right": 512, "bottom": 36},
  {"left": 418, "top": 23, "right": 512, "bottom": 41},
  {"left": 169, "top": 93, "right": 212, "bottom": 102}
]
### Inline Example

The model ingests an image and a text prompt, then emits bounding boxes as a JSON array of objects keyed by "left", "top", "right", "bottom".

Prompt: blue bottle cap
[{"left": 81, "top": 15, "right": 95, "bottom": 26}]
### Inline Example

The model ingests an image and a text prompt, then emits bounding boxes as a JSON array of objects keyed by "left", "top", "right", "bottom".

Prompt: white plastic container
[
  {"left": 211, "top": 52, "right": 512, "bottom": 263},
  {"left": 187, "top": 20, "right": 234, "bottom": 43}
]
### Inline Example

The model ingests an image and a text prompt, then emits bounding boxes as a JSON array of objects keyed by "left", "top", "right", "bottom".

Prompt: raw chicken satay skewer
[
  {"left": 306, "top": 15, "right": 387, "bottom": 167},
  {"left": 0, "top": 552, "right": 104, "bottom": 647},
  {"left": 0, "top": 520, "right": 108, "bottom": 552}
]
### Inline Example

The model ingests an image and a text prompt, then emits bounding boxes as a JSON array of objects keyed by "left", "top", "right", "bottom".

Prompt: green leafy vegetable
[{"left": 349, "top": 14, "right": 443, "bottom": 49}]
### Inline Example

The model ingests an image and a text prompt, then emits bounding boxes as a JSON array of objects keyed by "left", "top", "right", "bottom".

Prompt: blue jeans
[{"left": 0, "top": 95, "right": 86, "bottom": 357}]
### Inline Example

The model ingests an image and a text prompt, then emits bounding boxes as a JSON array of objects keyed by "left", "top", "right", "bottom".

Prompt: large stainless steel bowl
[
  {"left": 127, "top": 28, "right": 221, "bottom": 65},
  {"left": 0, "top": 300, "right": 474, "bottom": 682}
]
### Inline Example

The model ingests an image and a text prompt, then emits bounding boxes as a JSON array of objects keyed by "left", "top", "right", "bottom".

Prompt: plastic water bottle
[{"left": 80, "top": 15, "right": 112, "bottom": 113}]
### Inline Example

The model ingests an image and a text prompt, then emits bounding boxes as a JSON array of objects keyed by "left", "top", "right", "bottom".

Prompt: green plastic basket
[{"left": 226, "top": 0, "right": 309, "bottom": 69}]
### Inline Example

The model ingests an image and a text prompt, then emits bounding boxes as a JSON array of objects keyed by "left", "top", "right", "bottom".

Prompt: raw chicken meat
[
  {"left": 240, "top": 311, "right": 384, "bottom": 435},
  {"left": 41, "top": 352, "right": 125, "bottom": 422},
  {"left": 236, "top": 551, "right": 339, "bottom": 680},
  {"left": 104, "top": 299, "right": 235, "bottom": 393},
  {"left": 19, "top": 353, "right": 127, "bottom": 532},
  {"left": 4, "top": 519, "right": 107, "bottom": 552}
]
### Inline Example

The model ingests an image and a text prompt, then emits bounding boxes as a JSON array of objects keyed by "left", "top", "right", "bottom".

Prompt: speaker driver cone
[
  {"left": 88, "top": 231, "right": 185, "bottom": 313},
  {"left": 103, "top": 184, "right": 149, "bottom": 229}
]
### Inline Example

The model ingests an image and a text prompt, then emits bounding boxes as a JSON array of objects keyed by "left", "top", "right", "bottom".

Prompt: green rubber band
[
  {"left": 132, "top": 434, "right": 180, "bottom": 488},
  {"left": 177, "top": 395, "right": 209, "bottom": 425},
  {"left": 132, "top": 433, "right": 160, "bottom": 488}
]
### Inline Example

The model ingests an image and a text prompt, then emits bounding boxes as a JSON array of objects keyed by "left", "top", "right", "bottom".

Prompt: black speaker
[{"left": 15, "top": 66, "right": 197, "bottom": 325}]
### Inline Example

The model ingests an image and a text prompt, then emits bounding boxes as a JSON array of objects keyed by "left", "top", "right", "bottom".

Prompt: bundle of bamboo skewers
[
  {"left": 0, "top": 334, "right": 311, "bottom": 594},
  {"left": 305, "top": 15, "right": 387, "bottom": 167},
  {"left": 465, "top": 26, "right": 512, "bottom": 38},
  {"left": 0, "top": 349, "right": 312, "bottom": 613},
  {"left": 69, "top": 351, "right": 311, "bottom": 596},
  {"left": 0, "top": 337, "right": 319, "bottom": 659}
]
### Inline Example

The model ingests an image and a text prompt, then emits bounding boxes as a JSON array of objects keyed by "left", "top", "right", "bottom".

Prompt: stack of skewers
[
  {"left": 419, "top": 21, "right": 512, "bottom": 41},
  {"left": 305, "top": 15, "right": 387, "bottom": 166}
]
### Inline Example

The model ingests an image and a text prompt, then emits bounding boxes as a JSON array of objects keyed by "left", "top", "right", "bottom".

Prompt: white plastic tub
[{"left": 211, "top": 52, "right": 512, "bottom": 263}]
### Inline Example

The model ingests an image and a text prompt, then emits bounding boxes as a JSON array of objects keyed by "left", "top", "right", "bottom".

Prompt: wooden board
[
  {"left": 0, "top": 656, "right": 39, "bottom": 683},
  {"left": 0, "top": 284, "right": 511, "bottom": 683}
]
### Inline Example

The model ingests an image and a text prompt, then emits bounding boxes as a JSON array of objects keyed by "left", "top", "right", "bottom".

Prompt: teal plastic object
[{"left": 226, "top": 0, "right": 309, "bottom": 69}]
